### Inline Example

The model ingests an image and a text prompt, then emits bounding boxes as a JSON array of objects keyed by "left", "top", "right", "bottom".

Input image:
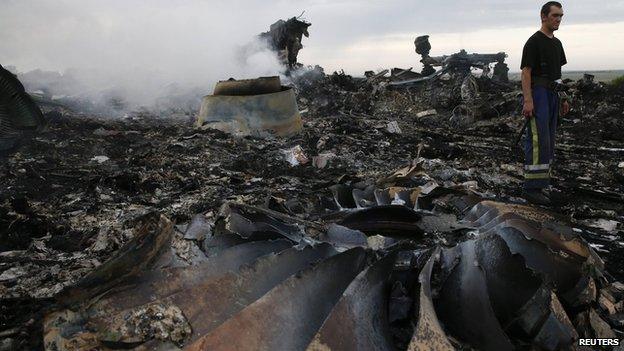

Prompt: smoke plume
[{"left": 0, "top": 0, "right": 287, "bottom": 115}]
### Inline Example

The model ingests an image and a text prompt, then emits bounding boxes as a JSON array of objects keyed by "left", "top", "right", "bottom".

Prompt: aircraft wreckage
[
  {"left": 0, "top": 65, "right": 45, "bottom": 153},
  {"left": 196, "top": 76, "right": 302, "bottom": 137},
  {"left": 41, "top": 160, "right": 621, "bottom": 350},
  {"left": 2, "top": 18, "right": 624, "bottom": 351}
]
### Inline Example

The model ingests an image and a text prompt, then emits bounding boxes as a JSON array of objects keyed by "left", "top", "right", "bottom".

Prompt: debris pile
[
  {"left": 1, "top": 60, "right": 624, "bottom": 349},
  {"left": 40, "top": 170, "right": 621, "bottom": 350}
]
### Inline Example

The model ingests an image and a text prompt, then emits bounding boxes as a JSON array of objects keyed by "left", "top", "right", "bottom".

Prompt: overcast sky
[{"left": 1, "top": 0, "right": 622, "bottom": 107}]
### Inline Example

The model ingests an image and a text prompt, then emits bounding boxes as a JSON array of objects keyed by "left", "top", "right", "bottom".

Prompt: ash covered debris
[
  {"left": 38, "top": 169, "right": 622, "bottom": 350},
  {"left": 1, "top": 30, "right": 624, "bottom": 351}
]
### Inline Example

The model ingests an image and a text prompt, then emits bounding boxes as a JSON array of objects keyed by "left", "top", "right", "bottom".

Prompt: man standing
[{"left": 520, "top": 1, "right": 570, "bottom": 205}]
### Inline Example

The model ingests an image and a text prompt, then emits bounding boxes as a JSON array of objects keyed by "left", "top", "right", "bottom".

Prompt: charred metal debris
[
  {"left": 0, "top": 65, "right": 45, "bottom": 154},
  {"left": 39, "top": 172, "right": 624, "bottom": 350},
  {"left": 259, "top": 14, "right": 311, "bottom": 69},
  {"left": 2, "top": 33, "right": 624, "bottom": 350}
]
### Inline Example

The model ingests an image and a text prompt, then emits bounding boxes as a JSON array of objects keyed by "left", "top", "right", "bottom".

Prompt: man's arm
[{"left": 521, "top": 67, "right": 534, "bottom": 118}]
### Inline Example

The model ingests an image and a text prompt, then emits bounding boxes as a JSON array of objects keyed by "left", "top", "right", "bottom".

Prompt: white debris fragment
[
  {"left": 599, "top": 147, "right": 624, "bottom": 152},
  {"left": 312, "top": 153, "right": 336, "bottom": 169},
  {"left": 93, "top": 128, "right": 121, "bottom": 136},
  {"left": 416, "top": 109, "right": 438, "bottom": 118},
  {"left": 386, "top": 121, "right": 402, "bottom": 134},
  {"left": 584, "top": 219, "right": 621, "bottom": 233},
  {"left": 90, "top": 155, "right": 110, "bottom": 163},
  {"left": 282, "top": 145, "right": 309, "bottom": 166},
  {"left": 618, "top": 161, "right": 624, "bottom": 168},
  {"left": 391, "top": 195, "right": 406, "bottom": 206},
  {"left": 0, "top": 266, "right": 28, "bottom": 281}
]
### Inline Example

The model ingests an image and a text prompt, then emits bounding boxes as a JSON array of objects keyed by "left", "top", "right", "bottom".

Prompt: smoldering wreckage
[{"left": 1, "top": 18, "right": 624, "bottom": 351}]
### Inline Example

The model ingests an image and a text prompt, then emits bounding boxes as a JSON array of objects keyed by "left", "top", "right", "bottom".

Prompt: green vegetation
[{"left": 610, "top": 74, "right": 624, "bottom": 88}]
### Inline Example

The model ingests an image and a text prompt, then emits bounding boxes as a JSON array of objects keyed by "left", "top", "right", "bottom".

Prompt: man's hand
[
  {"left": 522, "top": 99, "right": 534, "bottom": 118},
  {"left": 561, "top": 100, "right": 570, "bottom": 116}
]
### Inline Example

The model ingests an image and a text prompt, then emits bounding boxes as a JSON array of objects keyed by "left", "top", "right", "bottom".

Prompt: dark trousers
[{"left": 524, "top": 86, "right": 559, "bottom": 189}]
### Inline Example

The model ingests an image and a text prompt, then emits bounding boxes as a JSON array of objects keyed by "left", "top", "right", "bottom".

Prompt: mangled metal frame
[{"left": 43, "top": 179, "right": 616, "bottom": 350}]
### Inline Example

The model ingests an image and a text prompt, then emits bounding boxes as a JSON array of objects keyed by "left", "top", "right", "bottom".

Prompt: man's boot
[{"left": 523, "top": 189, "right": 551, "bottom": 205}]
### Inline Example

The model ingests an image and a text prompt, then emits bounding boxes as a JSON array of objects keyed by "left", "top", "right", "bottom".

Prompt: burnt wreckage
[
  {"left": 412, "top": 35, "right": 509, "bottom": 83},
  {"left": 2, "top": 21, "right": 624, "bottom": 351},
  {"left": 259, "top": 15, "right": 311, "bottom": 69},
  {"left": 0, "top": 65, "right": 45, "bottom": 153},
  {"left": 42, "top": 171, "right": 620, "bottom": 350}
]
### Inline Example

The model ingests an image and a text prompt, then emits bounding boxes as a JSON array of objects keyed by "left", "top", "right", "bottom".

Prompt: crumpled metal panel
[
  {"left": 435, "top": 236, "right": 515, "bottom": 351},
  {"left": 409, "top": 200, "right": 605, "bottom": 351},
  {"left": 408, "top": 248, "right": 454, "bottom": 351},
  {"left": 215, "top": 202, "right": 307, "bottom": 242},
  {"left": 306, "top": 253, "right": 397, "bottom": 351},
  {"left": 463, "top": 201, "right": 604, "bottom": 296},
  {"left": 0, "top": 65, "right": 45, "bottom": 151},
  {"left": 42, "top": 196, "right": 613, "bottom": 351},
  {"left": 186, "top": 247, "right": 368, "bottom": 350},
  {"left": 45, "top": 237, "right": 299, "bottom": 349}
]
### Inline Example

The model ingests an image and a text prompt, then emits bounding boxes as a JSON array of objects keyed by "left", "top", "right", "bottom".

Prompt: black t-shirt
[{"left": 520, "top": 31, "right": 567, "bottom": 81}]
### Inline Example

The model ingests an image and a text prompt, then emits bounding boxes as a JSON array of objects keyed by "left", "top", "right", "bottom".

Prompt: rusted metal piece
[
  {"left": 187, "top": 247, "right": 368, "bottom": 351},
  {"left": 377, "top": 160, "right": 426, "bottom": 186},
  {"left": 196, "top": 76, "right": 302, "bottom": 137},
  {"left": 213, "top": 76, "right": 282, "bottom": 96},
  {"left": 96, "top": 243, "right": 336, "bottom": 345},
  {"left": 408, "top": 248, "right": 454, "bottom": 351},
  {"left": 90, "top": 239, "right": 294, "bottom": 310},
  {"left": 44, "top": 238, "right": 321, "bottom": 349},
  {"left": 307, "top": 253, "right": 397, "bottom": 351},
  {"left": 42, "top": 195, "right": 613, "bottom": 350}
]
